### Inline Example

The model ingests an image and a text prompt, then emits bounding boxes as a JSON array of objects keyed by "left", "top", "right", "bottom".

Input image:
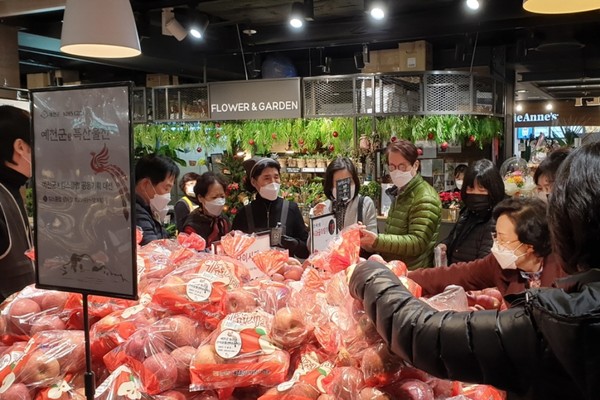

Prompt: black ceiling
[{"left": 3, "top": 0, "right": 600, "bottom": 100}]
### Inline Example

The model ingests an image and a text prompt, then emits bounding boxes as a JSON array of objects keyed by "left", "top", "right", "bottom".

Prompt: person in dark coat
[
  {"left": 438, "top": 159, "right": 505, "bottom": 264},
  {"left": 0, "top": 106, "right": 34, "bottom": 302},
  {"left": 183, "top": 172, "right": 230, "bottom": 247},
  {"left": 409, "top": 197, "right": 566, "bottom": 297},
  {"left": 232, "top": 158, "right": 309, "bottom": 259},
  {"left": 348, "top": 141, "right": 600, "bottom": 400},
  {"left": 533, "top": 147, "right": 569, "bottom": 204},
  {"left": 134, "top": 154, "right": 179, "bottom": 246},
  {"left": 174, "top": 172, "right": 200, "bottom": 233}
]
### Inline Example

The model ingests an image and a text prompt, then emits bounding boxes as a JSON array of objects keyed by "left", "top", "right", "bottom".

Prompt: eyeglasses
[
  {"left": 388, "top": 163, "right": 412, "bottom": 172},
  {"left": 491, "top": 232, "right": 520, "bottom": 249}
]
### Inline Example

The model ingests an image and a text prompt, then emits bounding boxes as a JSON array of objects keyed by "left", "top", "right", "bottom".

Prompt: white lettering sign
[
  {"left": 310, "top": 213, "right": 338, "bottom": 253},
  {"left": 514, "top": 112, "right": 559, "bottom": 123}
]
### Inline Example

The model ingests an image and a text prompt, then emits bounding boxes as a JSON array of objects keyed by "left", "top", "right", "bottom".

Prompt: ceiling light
[
  {"left": 60, "top": 0, "right": 141, "bottom": 58},
  {"left": 516, "top": 104, "right": 523, "bottom": 112},
  {"left": 466, "top": 0, "right": 480, "bottom": 10},
  {"left": 366, "top": 1, "right": 386, "bottom": 20},
  {"left": 162, "top": 8, "right": 187, "bottom": 41},
  {"left": 289, "top": 2, "right": 305, "bottom": 28},
  {"left": 546, "top": 103, "right": 553, "bottom": 110},
  {"left": 523, "top": 0, "right": 600, "bottom": 14},
  {"left": 516, "top": 89, "right": 528, "bottom": 93},
  {"left": 188, "top": 13, "right": 209, "bottom": 39}
]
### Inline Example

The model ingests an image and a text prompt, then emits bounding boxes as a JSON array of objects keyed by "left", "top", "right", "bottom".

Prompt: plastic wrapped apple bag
[
  {"left": 151, "top": 254, "right": 250, "bottom": 328},
  {"left": 422, "top": 285, "right": 470, "bottom": 312},
  {"left": 220, "top": 230, "right": 257, "bottom": 258},
  {"left": 0, "top": 330, "right": 85, "bottom": 396},
  {"left": 190, "top": 309, "right": 289, "bottom": 391},
  {"left": 252, "top": 249, "right": 290, "bottom": 278},
  {"left": 36, "top": 372, "right": 86, "bottom": 400},
  {"left": 177, "top": 231, "right": 207, "bottom": 252},
  {"left": 308, "top": 225, "right": 360, "bottom": 274}
]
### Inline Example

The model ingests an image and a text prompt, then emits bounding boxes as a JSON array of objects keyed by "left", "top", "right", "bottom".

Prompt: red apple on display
[
  {"left": 29, "top": 315, "right": 66, "bottom": 335},
  {"left": 19, "top": 350, "right": 61, "bottom": 385},
  {"left": 332, "top": 131, "right": 339, "bottom": 138},
  {"left": 328, "top": 144, "right": 335, "bottom": 152},
  {"left": 0, "top": 382, "right": 32, "bottom": 400},
  {"left": 160, "top": 315, "right": 203, "bottom": 347},
  {"left": 193, "top": 344, "right": 224, "bottom": 366},
  {"left": 271, "top": 307, "right": 310, "bottom": 349},
  {"left": 328, "top": 367, "right": 364, "bottom": 400},
  {"left": 272, "top": 133, "right": 277, "bottom": 139},
  {"left": 427, "top": 132, "right": 435, "bottom": 140},
  {"left": 8, "top": 298, "right": 41, "bottom": 334},
  {"left": 417, "top": 148, "right": 423, "bottom": 156},
  {"left": 392, "top": 379, "right": 435, "bottom": 400},
  {"left": 170, "top": 346, "right": 195, "bottom": 385},
  {"left": 390, "top": 136, "right": 398, "bottom": 143},
  {"left": 142, "top": 352, "right": 178, "bottom": 393},
  {"left": 248, "top": 139, "right": 255, "bottom": 146},
  {"left": 359, "top": 387, "right": 391, "bottom": 400},
  {"left": 468, "top": 134, "right": 476, "bottom": 143},
  {"left": 361, "top": 345, "right": 403, "bottom": 387},
  {"left": 440, "top": 141, "right": 449, "bottom": 151},
  {"left": 157, "top": 390, "right": 187, "bottom": 400},
  {"left": 298, "top": 139, "right": 305, "bottom": 146},
  {"left": 39, "top": 291, "right": 70, "bottom": 311},
  {"left": 126, "top": 331, "right": 168, "bottom": 361},
  {"left": 54, "top": 331, "right": 86, "bottom": 374},
  {"left": 222, "top": 289, "right": 258, "bottom": 315},
  {"left": 197, "top": 147, "right": 203, "bottom": 153}
]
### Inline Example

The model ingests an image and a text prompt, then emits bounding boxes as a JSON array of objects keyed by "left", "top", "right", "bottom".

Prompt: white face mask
[
  {"left": 390, "top": 170, "right": 413, "bottom": 188},
  {"left": 148, "top": 184, "right": 171, "bottom": 214},
  {"left": 455, "top": 179, "right": 463, "bottom": 190},
  {"left": 203, "top": 198, "right": 226, "bottom": 216},
  {"left": 491, "top": 241, "right": 524, "bottom": 270},
  {"left": 536, "top": 190, "right": 549, "bottom": 204},
  {"left": 185, "top": 183, "right": 196, "bottom": 197},
  {"left": 333, "top": 184, "right": 356, "bottom": 201},
  {"left": 259, "top": 182, "right": 280, "bottom": 201}
]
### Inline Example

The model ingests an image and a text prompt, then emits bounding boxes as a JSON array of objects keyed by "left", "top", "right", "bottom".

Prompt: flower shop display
[
  {"left": 439, "top": 191, "right": 462, "bottom": 222},
  {"left": 500, "top": 157, "right": 536, "bottom": 197}
]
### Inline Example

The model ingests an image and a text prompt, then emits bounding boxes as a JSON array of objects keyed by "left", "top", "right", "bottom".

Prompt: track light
[
  {"left": 162, "top": 8, "right": 187, "bottom": 41},
  {"left": 365, "top": 0, "right": 386, "bottom": 20},
  {"left": 289, "top": 0, "right": 314, "bottom": 29},
  {"left": 188, "top": 13, "right": 209, "bottom": 39},
  {"left": 466, "top": 0, "right": 480, "bottom": 10}
]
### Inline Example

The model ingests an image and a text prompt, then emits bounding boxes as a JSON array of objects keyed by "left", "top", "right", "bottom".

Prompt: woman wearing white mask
[
  {"left": 407, "top": 197, "right": 566, "bottom": 297},
  {"left": 359, "top": 140, "right": 441, "bottom": 269},
  {"left": 134, "top": 154, "right": 180, "bottom": 246},
  {"left": 182, "top": 172, "right": 230, "bottom": 247},
  {"left": 174, "top": 172, "right": 201, "bottom": 233},
  {"left": 311, "top": 157, "right": 377, "bottom": 233},
  {"left": 232, "top": 158, "right": 309, "bottom": 259}
]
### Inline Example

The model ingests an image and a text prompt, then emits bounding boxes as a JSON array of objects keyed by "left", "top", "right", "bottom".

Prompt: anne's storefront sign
[
  {"left": 514, "top": 112, "right": 559, "bottom": 123},
  {"left": 209, "top": 78, "right": 301, "bottom": 120}
]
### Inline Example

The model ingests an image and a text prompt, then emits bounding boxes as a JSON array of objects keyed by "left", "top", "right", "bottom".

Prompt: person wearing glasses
[
  {"left": 406, "top": 197, "right": 566, "bottom": 297},
  {"left": 359, "top": 139, "right": 441, "bottom": 269}
]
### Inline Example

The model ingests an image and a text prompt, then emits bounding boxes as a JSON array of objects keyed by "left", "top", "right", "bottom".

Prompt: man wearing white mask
[
  {"left": 0, "top": 106, "right": 34, "bottom": 302},
  {"left": 407, "top": 197, "right": 566, "bottom": 296},
  {"left": 359, "top": 139, "right": 441, "bottom": 269},
  {"left": 134, "top": 154, "right": 179, "bottom": 246},
  {"left": 232, "top": 158, "right": 309, "bottom": 259}
]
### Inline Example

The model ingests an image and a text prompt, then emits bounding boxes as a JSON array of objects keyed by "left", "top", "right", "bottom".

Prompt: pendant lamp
[
  {"left": 523, "top": 0, "right": 600, "bottom": 14},
  {"left": 60, "top": 0, "right": 141, "bottom": 58}
]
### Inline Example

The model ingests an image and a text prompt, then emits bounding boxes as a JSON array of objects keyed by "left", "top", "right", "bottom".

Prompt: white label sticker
[
  {"left": 214, "top": 329, "right": 242, "bottom": 359},
  {"left": 186, "top": 277, "right": 212, "bottom": 302}
]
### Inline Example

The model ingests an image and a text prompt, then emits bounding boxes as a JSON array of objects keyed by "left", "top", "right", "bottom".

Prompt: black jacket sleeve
[
  {"left": 174, "top": 200, "right": 190, "bottom": 233},
  {"left": 348, "top": 260, "right": 540, "bottom": 395},
  {"left": 135, "top": 201, "right": 167, "bottom": 246},
  {"left": 286, "top": 201, "right": 309, "bottom": 259}
]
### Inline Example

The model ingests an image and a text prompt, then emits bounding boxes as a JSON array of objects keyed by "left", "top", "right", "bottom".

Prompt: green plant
[{"left": 360, "top": 181, "right": 381, "bottom": 208}]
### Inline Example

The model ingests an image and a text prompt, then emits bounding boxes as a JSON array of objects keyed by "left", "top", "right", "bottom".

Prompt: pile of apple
[{"left": 0, "top": 230, "right": 505, "bottom": 399}]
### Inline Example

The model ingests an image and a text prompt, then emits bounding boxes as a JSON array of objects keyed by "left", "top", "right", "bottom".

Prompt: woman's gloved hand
[{"left": 280, "top": 235, "right": 299, "bottom": 252}]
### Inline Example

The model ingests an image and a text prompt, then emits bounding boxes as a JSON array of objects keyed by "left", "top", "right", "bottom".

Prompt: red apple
[
  {"left": 29, "top": 315, "right": 66, "bottom": 335},
  {"left": 192, "top": 344, "right": 224, "bottom": 366},
  {"left": 358, "top": 387, "right": 391, "bottom": 400},
  {"left": 156, "top": 390, "right": 187, "bottom": 400},
  {"left": 221, "top": 289, "right": 258, "bottom": 315},
  {"left": 417, "top": 148, "right": 423, "bottom": 156},
  {"left": 298, "top": 139, "right": 305, "bottom": 146},
  {"left": 440, "top": 142, "right": 449, "bottom": 151},
  {"left": 271, "top": 133, "right": 277, "bottom": 139},
  {"left": 8, "top": 299, "right": 41, "bottom": 334},
  {"left": 286, "top": 383, "right": 320, "bottom": 399},
  {"left": 468, "top": 134, "right": 476, "bottom": 143},
  {"left": 215, "top": 123, "right": 221, "bottom": 128},
  {"left": 328, "top": 367, "right": 364, "bottom": 400},
  {"left": 170, "top": 346, "right": 195, "bottom": 385},
  {"left": 143, "top": 352, "right": 178, "bottom": 393},
  {"left": 328, "top": 144, "right": 335, "bottom": 152},
  {"left": 368, "top": 254, "right": 386, "bottom": 264},
  {"left": 332, "top": 131, "right": 339, "bottom": 138},
  {"left": 39, "top": 291, "right": 70, "bottom": 311},
  {"left": 19, "top": 350, "right": 61, "bottom": 385},
  {"left": 197, "top": 147, "right": 202, "bottom": 153},
  {"left": 0, "top": 382, "right": 32, "bottom": 400},
  {"left": 427, "top": 132, "right": 435, "bottom": 140},
  {"left": 126, "top": 330, "right": 169, "bottom": 361},
  {"left": 361, "top": 345, "right": 403, "bottom": 387},
  {"left": 390, "top": 136, "right": 398, "bottom": 143},
  {"left": 52, "top": 331, "right": 86, "bottom": 374},
  {"left": 161, "top": 275, "right": 187, "bottom": 297},
  {"left": 248, "top": 139, "right": 255, "bottom": 146},
  {"left": 388, "top": 379, "right": 434, "bottom": 400},
  {"left": 271, "top": 307, "right": 310, "bottom": 349},
  {"left": 160, "top": 315, "right": 204, "bottom": 348}
]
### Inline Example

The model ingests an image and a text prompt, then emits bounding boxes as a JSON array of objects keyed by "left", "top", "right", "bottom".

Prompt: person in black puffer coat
[
  {"left": 439, "top": 159, "right": 505, "bottom": 264},
  {"left": 348, "top": 141, "right": 600, "bottom": 400}
]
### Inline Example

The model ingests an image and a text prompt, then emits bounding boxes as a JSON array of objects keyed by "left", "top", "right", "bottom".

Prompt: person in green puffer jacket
[{"left": 360, "top": 140, "right": 441, "bottom": 269}]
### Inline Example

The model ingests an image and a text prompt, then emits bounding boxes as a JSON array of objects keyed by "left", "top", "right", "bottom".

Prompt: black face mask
[{"left": 465, "top": 194, "right": 490, "bottom": 215}]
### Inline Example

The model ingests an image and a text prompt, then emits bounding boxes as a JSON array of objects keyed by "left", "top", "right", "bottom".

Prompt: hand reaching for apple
[
  {"left": 312, "top": 202, "right": 328, "bottom": 217},
  {"left": 359, "top": 229, "right": 377, "bottom": 252}
]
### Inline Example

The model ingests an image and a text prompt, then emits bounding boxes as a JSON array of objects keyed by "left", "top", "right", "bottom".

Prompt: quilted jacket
[{"left": 375, "top": 174, "right": 441, "bottom": 269}]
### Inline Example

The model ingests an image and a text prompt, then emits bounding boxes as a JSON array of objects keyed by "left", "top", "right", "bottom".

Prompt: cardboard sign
[
  {"left": 310, "top": 213, "right": 338, "bottom": 253},
  {"left": 212, "top": 232, "right": 270, "bottom": 280},
  {"left": 31, "top": 83, "right": 136, "bottom": 299}
]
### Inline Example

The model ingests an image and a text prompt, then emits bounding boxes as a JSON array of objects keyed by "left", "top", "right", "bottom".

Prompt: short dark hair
[
  {"left": 454, "top": 164, "right": 468, "bottom": 178},
  {"left": 324, "top": 157, "right": 360, "bottom": 201},
  {"left": 385, "top": 139, "right": 418, "bottom": 165},
  {"left": 461, "top": 159, "right": 505, "bottom": 208},
  {"left": 135, "top": 154, "right": 180, "bottom": 184},
  {"left": 548, "top": 142, "right": 600, "bottom": 274},
  {"left": 492, "top": 197, "right": 551, "bottom": 257},
  {"left": 179, "top": 172, "right": 201, "bottom": 192},
  {"left": 194, "top": 171, "right": 227, "bottom": 198},
  {"left": 0, "top": 106, "right": 31, "bottom": 165},
  {"left": 533, "top": 148, "right": 570, "bottom": 185},
  {"left": 245, "top": 158, "right": 280, "bottom": 192}
]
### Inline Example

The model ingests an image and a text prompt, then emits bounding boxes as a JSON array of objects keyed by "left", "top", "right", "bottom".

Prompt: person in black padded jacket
[
  {"left": 438, "top": 159, "right": 505, "bottom": 264},
  {"left": 349, "top": 141, "right": 600, "bottom": 400}
]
